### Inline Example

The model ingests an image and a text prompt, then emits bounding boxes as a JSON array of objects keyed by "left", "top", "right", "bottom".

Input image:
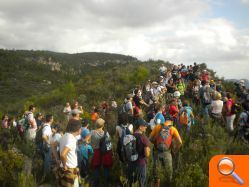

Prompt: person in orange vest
[{"left": 149, "top": 117, "right": 182, "bottom": 185}]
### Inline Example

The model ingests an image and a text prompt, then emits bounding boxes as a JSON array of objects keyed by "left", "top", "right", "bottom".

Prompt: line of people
[{"left": 1, "top": 62, "right": 249, "bottom": 187}]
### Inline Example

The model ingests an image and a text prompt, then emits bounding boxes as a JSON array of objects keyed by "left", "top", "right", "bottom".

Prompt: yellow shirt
[{"left": 150, "top": 121, "right": 181, "bottom": 143}]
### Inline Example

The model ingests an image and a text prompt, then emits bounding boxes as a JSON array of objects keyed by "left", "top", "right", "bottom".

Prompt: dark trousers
[
  {"left": 127, "top": 162, "right": 147, "bottom": 187},
  {"left": 93, "top": 167, "right": 110, "bottom": 187}
]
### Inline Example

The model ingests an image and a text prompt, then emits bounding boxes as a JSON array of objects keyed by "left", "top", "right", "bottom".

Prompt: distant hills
[
  {"left": 226, "top": 79, "right": 249, "bottom": 88},
  {"left": 0, "top": 49, "right": 140, "bottom": 113}
]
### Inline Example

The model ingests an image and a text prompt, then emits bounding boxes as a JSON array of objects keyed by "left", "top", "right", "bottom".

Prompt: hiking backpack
[
  {"left": 156, "top": 125, "right": 173, "bottom": 152},
  {"left": 122, "top": 134, "right": 138, "bottom": 162},
  {"left": 231, "top": 103, "right": 241, "bottom": 115},
  {"left": 18, "top": 112, "right": 31, "bottom": 132},
  {"left": 99, "top": 131, "right": 112, "bottom": 154},
  {"left": 179, "top": 109, "right": 188, "bottom": 125},
  {"left": 202, "top": 87, "right": 211, "bottom": 104},
  {"left": 117, "top": 126, "right": 130, "bottom": 161},
  {"left": 35, "top": 124, "right": 48, "bottom": 153}
]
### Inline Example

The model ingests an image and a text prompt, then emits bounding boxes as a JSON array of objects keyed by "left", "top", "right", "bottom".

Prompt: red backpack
[{"left": 156, "top": 125, "right": 173, "bottom": 151}]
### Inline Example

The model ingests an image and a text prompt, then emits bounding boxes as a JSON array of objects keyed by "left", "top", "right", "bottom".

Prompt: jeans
[
  {"left": 93, "top": 167, "right": 110, "bottom": 187},
  {"left": 127, "top": 162, "right": 147, "bottom": 187},
  {"left": 226, "top": 114, "right": 236, "bottom": 132},
  {"left": 43, "top": 147, "right": 51, "bottom": 175}
]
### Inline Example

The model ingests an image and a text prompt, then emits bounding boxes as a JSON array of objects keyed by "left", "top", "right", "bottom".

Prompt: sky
[{"left": 0, "top": 0, "right": 249, "bottom": 79}]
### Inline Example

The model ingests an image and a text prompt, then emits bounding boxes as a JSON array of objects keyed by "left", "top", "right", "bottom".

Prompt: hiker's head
[
  {"left": 73, "top": 101, "right": 79, "bottom": 109},
  {"left": 173, "top": 91, "right": 181, "bottom": 98},
  {"left": 183, "top": 100, "right": 189, "bottom": 107},
  {"left": 168, "top": 78, "right": 173, "bottom": 84},
  {"left": 215, "top": 92, "right": 222, "bottom": 100},
  {"left": 52, "top": 124, "right": 61, "bottom": 133},
  {"left": 66, "top": 119, "right": 82, "bottom": 135},
  {"left": 226, "top": 92, "right": 232, "bottom": 99},
  {"left": 201, "top": 80, "right": 207, "bottom": 86},
  {"left": 36, "top": 113, "right": 43, "bottom": 120},
  {"left": 118, "top": 113, "right": 129, "bottom": 126},
  {"left": 171, "top": 98, "right": 177, "bottom": 105},
  {"left": 152, "top": 81, "right": 158, "bottom": 87},
  {"left": 155, "top": 103, "right": 163, "bottom": 113},
  {"left": 135, "top": 118, "right": 148, "bottom": 133},
  {"left": 66, "top": 102, "right": 70, "bottom": 107},
  {"left": 2, "top": 114, "right": 8, "bottom": 121},
  {"left": 71, "top": 109, "right": 80, "bottom": 119},
  {"left": 29, "top": 105, "right": 35, "bottom": 112},
  {"left": 96, "top": 118, "right": 105, "bottom": 129},
  {"left": 165, "top": 116, "right": 173, "bottom": 124},
  {"left": 45, "top": 114, "right": 53, "bottom": 123},
  {"left": 126, "top": 94, "right": 133, "bottom": 101},
  {"left": 82, "top": 118, "right": 89, "bottom": 128}
]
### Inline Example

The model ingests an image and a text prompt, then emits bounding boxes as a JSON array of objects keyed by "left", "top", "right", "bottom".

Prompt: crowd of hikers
[{"left": 1, "top": 62, "right": 249, "bottom": 187}]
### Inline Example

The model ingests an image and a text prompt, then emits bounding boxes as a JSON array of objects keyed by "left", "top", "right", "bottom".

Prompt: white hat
[
  {"left": 173, "top": 91, "right": 181, "bottom": 98},
  {"left": 240, "top": 80, "right": 245, "bottom": 83}
]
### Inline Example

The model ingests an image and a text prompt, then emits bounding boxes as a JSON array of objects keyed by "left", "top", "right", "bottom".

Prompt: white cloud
[
  {"left": 241, "top": 0, "right": 249, "bottom": 4},
  {"left": 0, "top": 0, "right": 249, "bottom": 79}
]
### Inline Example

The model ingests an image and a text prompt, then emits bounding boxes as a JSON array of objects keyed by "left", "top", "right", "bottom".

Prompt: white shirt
[
  {"left": 116, "top": 124, "right": 133, "bottom": 138},
  {"left": 28, "top": 112, "right": 37, "bottom": 130},
  {"left": 59, "top": 133, "right": 78, "bottom": 168},
  {"left": 52, "top": 133, "right": 62, "bottom": 151},
  {"left": 211, "top": 100, "right": 223, "bottom": 114},
  {"left": 63, "top": 106, "right": 71, "bottom": 120},
  {"left": 42, "top": 123, "right": 52, "bottom": 146},
  {"left": 159, "top": 66, "right": 167, "bottom": 73}
]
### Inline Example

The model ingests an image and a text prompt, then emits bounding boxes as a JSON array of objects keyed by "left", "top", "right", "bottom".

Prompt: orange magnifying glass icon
[{"left": 217, "top": 157, "right": 244, "bottom": 185}]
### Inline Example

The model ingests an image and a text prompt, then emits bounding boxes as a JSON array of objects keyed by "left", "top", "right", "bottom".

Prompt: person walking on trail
[
  {"left": 91, "top": 108, "right": 100, "bottom": 123},
  {"left": 116, "top": 113, "right": 134, "bottom": 161},
  {"left": 169, "top": 98, "right": 179, "bottom": 125},
  {"left": 63, "top": 102, "right": 71, "bottom": 121},
  {"left": 153, "top": 104, "right": 166, "bottom": 127},
  {"left": 123, "top": 94, "right": 134, "bottom": 118},
  {"left": 42, "top": 114, "right": 54, "bottom": 177},
  {"left": 210, "top": 92, "right": 224, "bottom": 124},
  {"left": 91, "top": 118, "right": 113, "bottom": 187},
  {"left": 51, "top": 124, "right": 63, "bottom": 166},
  {"left": 149, "top": 117, "right": 182, "bottom": 185},
  {"left": 159, "top": 64, "right": 167, "bottom": 76},
  {"left": 192, "top": 79, "right": 201, "bottom": 105},
  {"left": 176, "top": 78, "right": 186, "bottom": 97},
  {"left": 59, "top": 119, "right": 82, "bottom": 187},
  {"left": 78, "top": 121, "right": 93, "bottom": 185},
  {"left": 178, "top": 100, "right": 195, "bottom": 134},
  {"left": 1, "top": 114, "right": 9, "bottom": 129},
  {"left": 70, "top": 101, "right": 83, "bottom": 118},
  {"left": 199, "top": 80, "right": 213, "bottom": 118},
  {"left": 166, "top": 78, "right": 176, "bottom": 100},
  {"left": 26, "top": 105, "right": 37, "bottom": 140},
  {"left": 36, "top": 113, "right": 44, "bottom": 129},
  {"left": 225, "top": 92, "right": 236, "bottom": 132},
  {"left": 237, "top": 102, "right": 249, "bottom": 140},
  {"left": 201, "top": 70, "right": 209, "bottom": 82},
  {"left": 133, "top": 89, "right": 149, "bottom": 116},
  {"left": 128, "top": 118, "right": 150, "bottom": 187}
]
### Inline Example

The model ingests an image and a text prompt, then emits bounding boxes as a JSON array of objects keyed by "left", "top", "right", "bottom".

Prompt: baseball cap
[{"left": 135, "top": 118, "right": 148, "bottom": 127}]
